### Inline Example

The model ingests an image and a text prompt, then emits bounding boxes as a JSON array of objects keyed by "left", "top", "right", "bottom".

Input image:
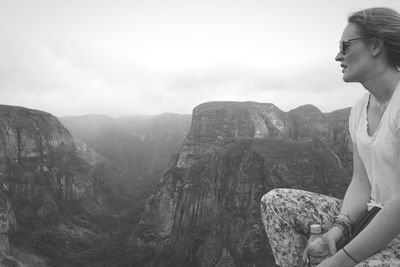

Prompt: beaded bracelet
[
  {"left": 332, "top": 222, "right": 350, "bottom": 240},
  {"left": 336, "top": 213, "right": 352, "bottom": 226},
  {"left": 333, "top": 214, "right": 352, "bottom": 240},
  {"left": 335, "top": 217, "right": 351, "bottom": 238},
  {"left": 334, "top": 217, "right": 351, "bottom": 232}
]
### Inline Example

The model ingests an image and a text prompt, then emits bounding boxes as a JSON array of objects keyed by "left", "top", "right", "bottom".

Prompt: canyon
[{"left": 0, "top": 101, "right": 352, "bottom": 266}]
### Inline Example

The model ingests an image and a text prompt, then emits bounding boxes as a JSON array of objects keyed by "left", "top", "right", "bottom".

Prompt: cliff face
[
  {"left": 178, "top": 102, "right": 352, "bottom": 173},
  {"left": 0, "top": 105, "right": 99, "bottom": 203},
  {"left": 190, "top": 102, "right": 291, "bottom": 140},
  {"left": 288, "top": 105, "right": 352, "bottom": 173},
  {"left": 177, "top": 102, "right": 293, "bottom": 169},
  {"left": 0, "top": 105, "right": 74, "bottom": 159},
  {"left": 0, "top": 105, "right": 108, "bottom": 266},
  {"left": 132, "top": 101, "right": 352, "bottom": 267}
]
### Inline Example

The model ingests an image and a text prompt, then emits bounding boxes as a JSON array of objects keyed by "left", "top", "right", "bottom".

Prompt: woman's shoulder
[
  {"left": 350, "top": 93, "right": 369, "bottom": 119},
  {"left": 388, "top": 86, "right": 400, "bottom": 128},
  {"left": 348, "top": 93, "right": 369, "bottom": 142},
  {"left": 352, "top": 93, "right": 369, "bottom": 109}
]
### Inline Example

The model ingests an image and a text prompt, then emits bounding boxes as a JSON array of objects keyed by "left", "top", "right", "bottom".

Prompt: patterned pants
[{"left": 260, "top": 188, "right": 400, "bottom": 267}]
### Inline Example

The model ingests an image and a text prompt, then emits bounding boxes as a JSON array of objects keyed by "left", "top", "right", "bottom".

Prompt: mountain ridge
[{"left": 131, "top": 100, "right": 353, "bottom": 267}]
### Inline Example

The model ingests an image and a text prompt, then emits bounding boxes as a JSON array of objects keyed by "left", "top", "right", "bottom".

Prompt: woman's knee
[
  {"left": 261, "top": 188, "right": 329, "bottom": 226},
  {"left": 260, "top": 188, "right": 301, "bottom": 218},
  {"left": 261, "top": 188, "right": 301, "bottom": 207}
]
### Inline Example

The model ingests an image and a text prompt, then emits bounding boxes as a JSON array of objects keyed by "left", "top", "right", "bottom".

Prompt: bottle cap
[{"left": 310, "top": 224, "right": 322, "bottom": 234}]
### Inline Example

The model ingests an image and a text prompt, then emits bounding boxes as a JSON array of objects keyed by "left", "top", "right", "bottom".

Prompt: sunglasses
[{"left": 339, "top": 37, "right": 370, "bottom": 55}]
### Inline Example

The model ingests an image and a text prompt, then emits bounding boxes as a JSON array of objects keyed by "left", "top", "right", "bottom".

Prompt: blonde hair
[{"left": 349, "top": 7, "right": 400, "bottom": 68}]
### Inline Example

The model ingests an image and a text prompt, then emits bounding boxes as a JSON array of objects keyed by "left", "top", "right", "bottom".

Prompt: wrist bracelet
[
  {"left": 333, "top": 219, "right": 351, "bottom": 240},
  {"left": 333, "top": 214, "right": 352, "bottom": 239},
  {"left": 335, "top": 214, "right": 352, "bottom": 226},
  {"left": 340, "top": 213, "right": 353, "bottom": 224},
  {"left": 342, "top": 247, "right": 359, "bottom": 264},
  {"left": 332, "top": 223, "right": 350, "bottom": 241}
]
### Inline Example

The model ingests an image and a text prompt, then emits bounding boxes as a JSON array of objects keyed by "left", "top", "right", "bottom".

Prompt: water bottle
[{"left": 306, "top": 224, "right": 330, "bottom": 266}]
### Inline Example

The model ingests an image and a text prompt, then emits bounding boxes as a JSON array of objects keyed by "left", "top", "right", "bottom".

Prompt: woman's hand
[
  {"left": 302, "top": 226, "right": 346, "bottom": 266},
  {"left": 322, "top": 226, "right": 345, "bottom": 255}
]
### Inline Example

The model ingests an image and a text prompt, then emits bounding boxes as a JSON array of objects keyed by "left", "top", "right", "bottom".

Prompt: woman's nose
[{"left": 335, "top": 51, "right": 343, "bottom": 62}]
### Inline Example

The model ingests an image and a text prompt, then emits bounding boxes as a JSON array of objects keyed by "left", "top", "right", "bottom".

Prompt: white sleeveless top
[{"left": 349, "top": 81, "right": 400, "bottom": 209}]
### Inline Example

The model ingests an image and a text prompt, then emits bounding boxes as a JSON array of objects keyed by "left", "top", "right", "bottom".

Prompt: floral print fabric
[{"left": 260, "top": 188, "right": 400, "bottom": 267}]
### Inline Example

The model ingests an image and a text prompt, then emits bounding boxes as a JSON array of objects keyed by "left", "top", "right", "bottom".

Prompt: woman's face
[{"left": 335, "top": 23, "right": 374, "bottom": 83}]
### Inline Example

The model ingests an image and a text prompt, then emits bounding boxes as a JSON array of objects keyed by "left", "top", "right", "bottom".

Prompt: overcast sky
[{"left": 1, "top": 0, "right": 400, "bottom": 117}]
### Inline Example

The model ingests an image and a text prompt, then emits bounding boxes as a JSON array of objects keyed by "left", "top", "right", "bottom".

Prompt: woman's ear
[{"left": 371, "top": 38, "right": 385, "bottom": 57}]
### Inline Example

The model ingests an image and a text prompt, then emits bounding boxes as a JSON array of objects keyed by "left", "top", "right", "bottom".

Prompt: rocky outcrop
[
  {"left": 178, "top": 102, "right": 351, "bottom": 173},
  {"left": 190, "top": 102, "right": 291, "bottom": 140},
  {"left": 177, "top": 102, "right": 293, "bottom": 168},
  {"left": 131, "top": 101, "right": 352, "bottom": 267},
  {"left": 0, "top": 105, "right": 74, "bottom": 159},
  {"left": 0, "top": 105, "right": 109, "bottom": 265},
  {"left": 288, "top": 105, "right": 352, "bottom": 173},
  {"left": 133, "top": 139, "right": 348, "bottom": 266},
  {"left": 0, "top": 105, "right": 101, "bottom": 203}
]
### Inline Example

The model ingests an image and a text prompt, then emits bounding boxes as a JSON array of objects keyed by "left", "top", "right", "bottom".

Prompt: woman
[{"left": 261, "top": 7, "right": 400, "bottom": 267}]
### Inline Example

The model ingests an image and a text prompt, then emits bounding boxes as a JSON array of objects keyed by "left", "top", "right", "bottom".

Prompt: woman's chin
[{"left": 342, "top": 72, "right": 353, "bottom": 82}]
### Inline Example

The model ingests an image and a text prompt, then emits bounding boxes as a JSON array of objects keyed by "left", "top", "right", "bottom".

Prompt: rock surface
[
  {"left": 0, "top": 105, "right": 101, "bottom": 203},
  {"left": 132, "top": 101, "right": 352, "bottom": 267},
  {"left": 177, "top": 101, "right": 293, "bottom": 168},
  {"left": 0, "top": 105, "right": 109, "bottom": 265},
  {"left": 177, "top": 102, "right": 351, "bottom": 172}
]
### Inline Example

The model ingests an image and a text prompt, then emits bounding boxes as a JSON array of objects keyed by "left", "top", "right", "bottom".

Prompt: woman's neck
[{"left": 362, "top": 70, "right": 400, "bottom": 105}]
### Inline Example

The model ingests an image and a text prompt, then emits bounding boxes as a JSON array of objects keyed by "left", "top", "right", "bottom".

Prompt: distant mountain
[
  {"left": 131, "top": 101, "right": 352, "bottom": 267},
  {"left": 178, "top": 102, "right": 351, "bottom": 173},
  {"left": 60, "top": 113, "right": 192, "bottom": 198},
  {"left": 288, "top": 105, "right": 352, "bottom": 173}
]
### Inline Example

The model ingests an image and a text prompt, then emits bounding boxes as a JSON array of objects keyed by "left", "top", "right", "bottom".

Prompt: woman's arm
[
  {"left": 339, "top": 143, "right": 371, "bottom": 222},
  {"left": 343, "top": 196, "right": 400, "bottom": 262},
  {"left": 327, "top": 195, "right": 400, "bottom": 267},
  {"left": 325, "top": 144, "right": 400, "bottom": 266},
  {"left": 318, "top": 143, "right": 371, "bottom": 262}
]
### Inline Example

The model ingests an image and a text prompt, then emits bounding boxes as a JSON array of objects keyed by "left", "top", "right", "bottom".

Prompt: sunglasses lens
[
  {"left": 339, "top": 37, "right": 368, "bottom": 55},
  {"left": 340, "top": 41, "right": 349, "bottom": 55},
  {"left": 343, "top": 42, "right": 348, "bottom": 54}
]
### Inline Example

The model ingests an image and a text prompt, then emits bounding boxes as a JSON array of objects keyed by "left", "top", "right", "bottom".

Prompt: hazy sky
[{"left": 1, "top": 0, "right": 400, "bottom": 117}]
